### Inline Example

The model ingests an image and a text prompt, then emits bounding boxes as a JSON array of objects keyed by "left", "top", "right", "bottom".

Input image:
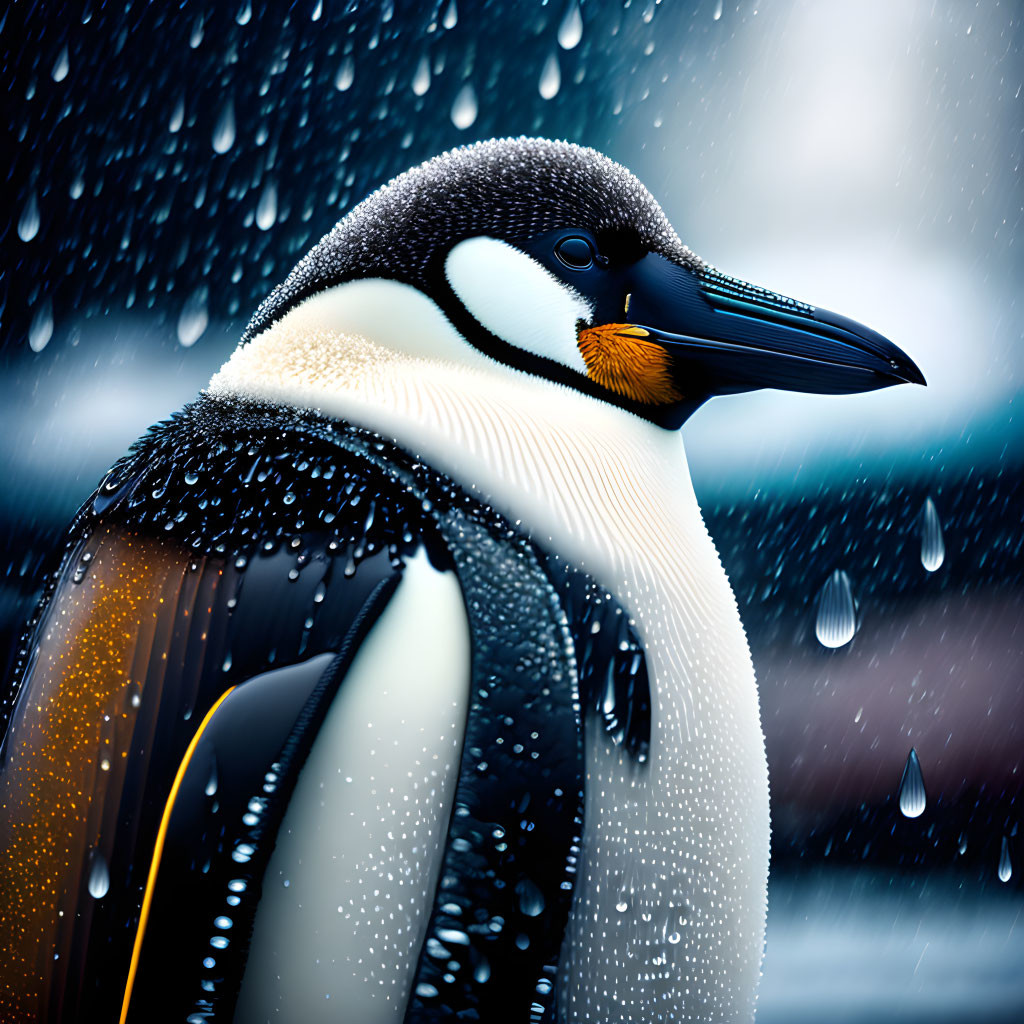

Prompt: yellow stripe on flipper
[{"left": 120, "top": 686, "right": 235, "bottom": 1024}]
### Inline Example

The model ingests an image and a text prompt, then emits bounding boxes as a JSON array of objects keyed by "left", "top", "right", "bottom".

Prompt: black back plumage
[{"left": 0, "top": 394, "right": 650, "bottom": 1023}]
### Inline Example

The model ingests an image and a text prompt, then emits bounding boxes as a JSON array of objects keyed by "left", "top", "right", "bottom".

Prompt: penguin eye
[{"left": 554, "top": 236, "right": 595, "bottom": 271}]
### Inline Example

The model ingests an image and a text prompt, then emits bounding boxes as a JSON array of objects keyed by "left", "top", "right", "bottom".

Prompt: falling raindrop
[
  {"left": 311, "top": 0, "right": 323, "bottom": 21},
  {"left": 998, "top": 836, "right": 1012, "bottom": 882},
  {"left": 539, "top": 53, "right": 561, "bottom": 100},
  {"left": 815, "top": 569, "right": 856, "bottom": 648},
  {"left": 52, "top": 44, "right": 70, "bottom": 82},
  {"left": 177, "top": 287, "right": 209, "bottom": 347},
  {"left": 169, "top": 94, "right": 185, "bottom": 133},
  {"left": 334, "top": 56, "right": 355, "bottom": 92},
  {"left": 557, "top": 1, "right": 583, "bottom": 49},
  {"left": 18, "top": 192, "right": 40, "bottom": 242},
  {"left": 920, "top": 497, "right": 945, "bottom": 572},
  {"left": 442, "top": 0, "right": 458, "bottom": 30},
  {"left": 713, "top": 0, "right": 723, "bottom": 20},
  {"left": 450, "top": 83, "right": 477, "bottom": 129},
  {"left": 256, "top": 180, "right": 278, "bottom": 231},
  {"left": 235, "top": 1, "right": 252, "bottom": 26},
  {"left": 514, "top": 879, "right": 545, "bottom": 917},
  {"left": 29, "top": 299, "right": 54, "bottom": 353},
  {"left": 897, "top": 747, "right": 926, "bottom": 818},
  {"left": 212, "top": 99, "right": 236, "bottom": 154},
  {"left": 412, "top": 55, "right": 431, "bottom": 96},
  {"left": 88, "top": 848, "right": 110, "bottom": 899},
  {"left": 206, "top": 760, "right": 218, "bottom": 797},
  {"left": 958, "top": 833, "right": 968, "bottom": 855}
]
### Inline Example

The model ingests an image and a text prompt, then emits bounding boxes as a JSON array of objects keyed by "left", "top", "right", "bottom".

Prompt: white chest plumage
[{"left": 210, "top": 279, "right": 770, "bottom": 1022}]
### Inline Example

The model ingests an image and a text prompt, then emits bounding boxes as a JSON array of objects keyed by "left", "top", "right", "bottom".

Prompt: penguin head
[{"left": 247, "top": 138, "right": 924, "bottom": 429}]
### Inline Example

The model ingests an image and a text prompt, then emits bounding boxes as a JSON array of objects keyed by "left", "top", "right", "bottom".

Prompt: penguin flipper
[{"left": 541, "top": 555, "right": 652, "bottom": 764}]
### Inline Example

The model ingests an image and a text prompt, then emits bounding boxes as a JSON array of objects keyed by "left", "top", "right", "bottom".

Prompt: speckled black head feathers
[{"left": 244, "top": 137, "right": 701, "bottom": 341}]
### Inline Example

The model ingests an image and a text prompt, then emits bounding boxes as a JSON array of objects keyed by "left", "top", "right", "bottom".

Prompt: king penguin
[{"left": 0, "top": 138, "right": 923, "bottom": 1024}]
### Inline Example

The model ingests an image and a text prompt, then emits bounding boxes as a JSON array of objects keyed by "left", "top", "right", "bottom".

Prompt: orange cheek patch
[{"left": 577, "top": 323, "right": 682, "bottom": 406}]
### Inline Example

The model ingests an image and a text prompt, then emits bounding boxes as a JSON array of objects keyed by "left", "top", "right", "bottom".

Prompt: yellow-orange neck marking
[{"left": 577, "top": 323, "right": 682, "bottom": 406}]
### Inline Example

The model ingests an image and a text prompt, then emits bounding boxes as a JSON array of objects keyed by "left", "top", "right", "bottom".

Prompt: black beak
[{"left": 618, "top": 252, "right": 925, "bottom": 417}]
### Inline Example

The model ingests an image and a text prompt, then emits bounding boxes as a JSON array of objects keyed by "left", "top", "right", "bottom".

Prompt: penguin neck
[{"left": 209, "top": 279, "right": 710, "bottom": 594}]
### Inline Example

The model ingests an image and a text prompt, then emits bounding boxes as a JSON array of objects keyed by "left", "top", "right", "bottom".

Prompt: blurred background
[{"left": 3, "top": 1, "right": 1022, "bottom": 1020}]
